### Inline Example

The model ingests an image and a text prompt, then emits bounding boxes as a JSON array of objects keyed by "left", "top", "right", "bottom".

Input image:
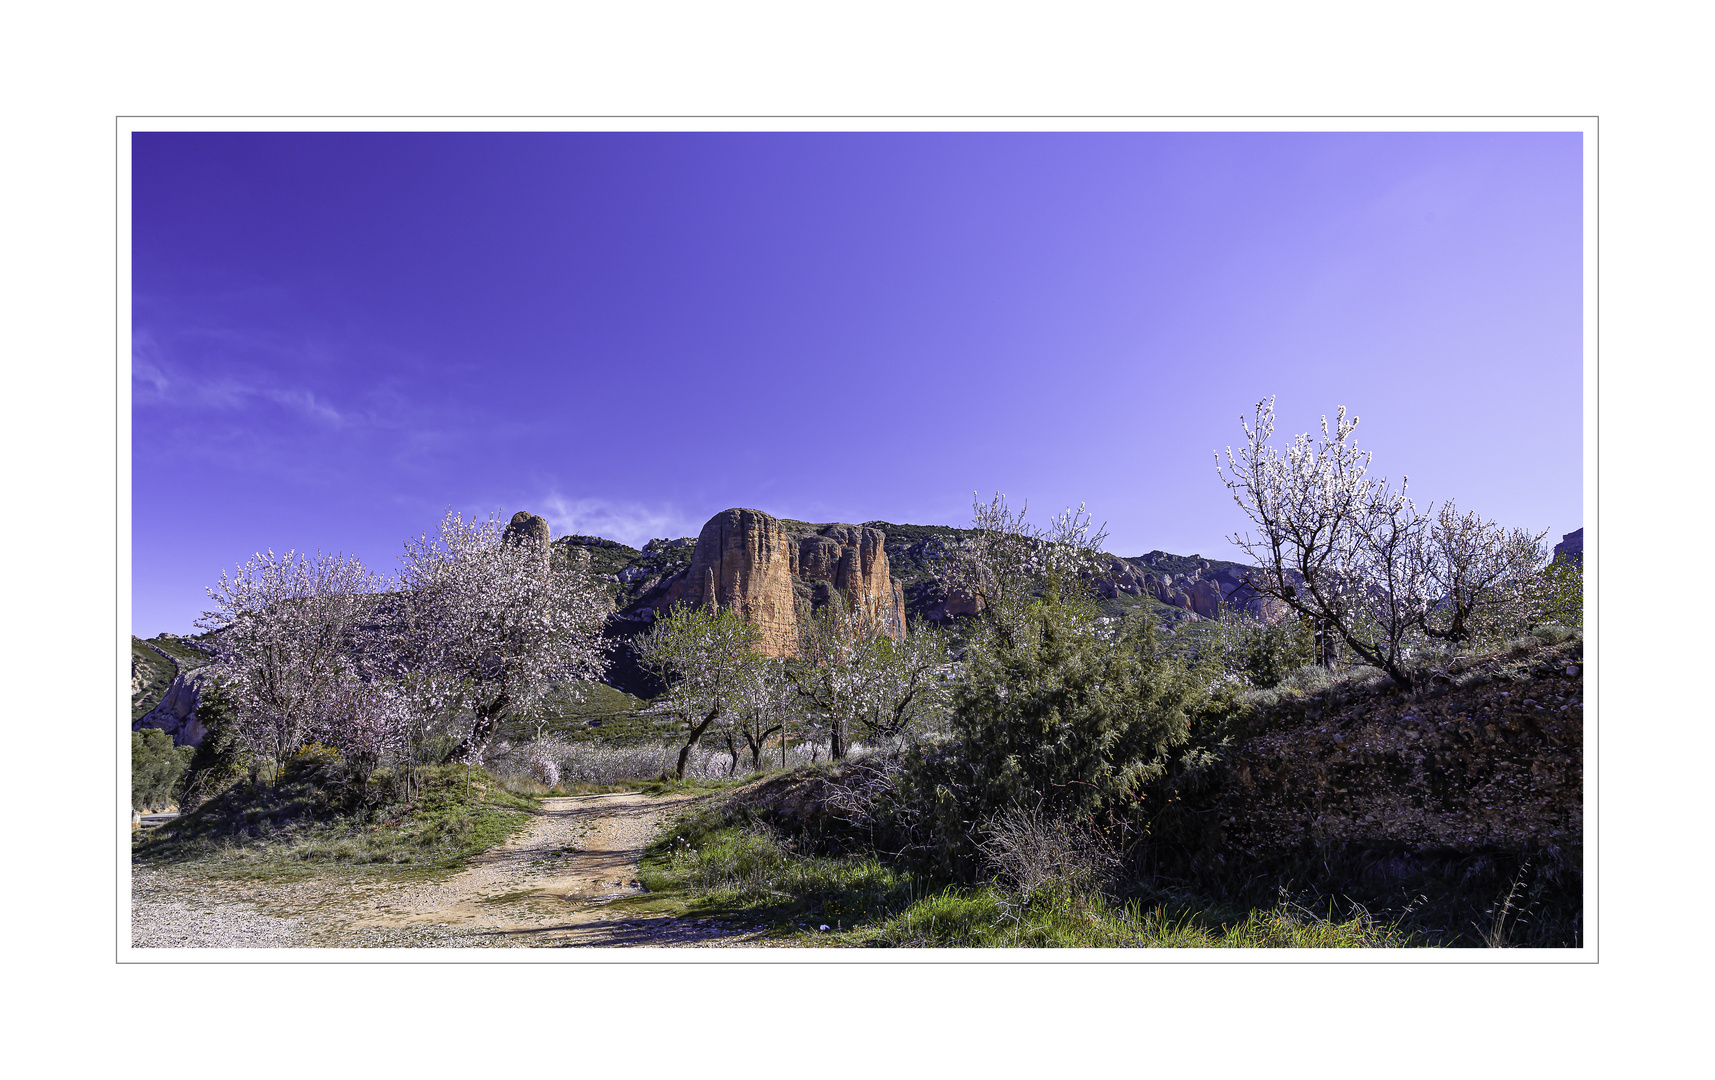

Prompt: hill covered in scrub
[
  {"left": 131, "top": 634, "right": 215, "bottom": 721},
  {"left": 688, "top": 629, "right": 1585, "bottom": 947},
  {"left": 1135, "top": 628, "right": 1585, "bottom": 945}
]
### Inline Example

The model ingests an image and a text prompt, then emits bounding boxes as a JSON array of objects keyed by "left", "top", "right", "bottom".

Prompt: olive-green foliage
[
  {"left": 869, "top": 887, "right": 1413, "bottom": 948},
  {"left": 1531, "top": 557, "right": 1583, "bottom": 631},
  {"left": 896, "top": 581, "right": 1213, "bottom": 875},
  {"left": 178, "top": 681, "right": 251, "bottom": 809},
  {"left": 132, "top": 729, "right": 194, "bottom": 812},
  {"left": 135, "top": 761, "right": 536, "bottom": 875},
  {"left": 1210, "top": 613, "right": 1317, "bottom": 689}
]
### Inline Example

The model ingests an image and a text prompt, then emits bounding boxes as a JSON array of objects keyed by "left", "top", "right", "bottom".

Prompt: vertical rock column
[
  {"left": 797, "top": 524, "right": 907, "bottom": 640},
  {"left": 679, "top": 509, "right": 801, "bottom": 656}
]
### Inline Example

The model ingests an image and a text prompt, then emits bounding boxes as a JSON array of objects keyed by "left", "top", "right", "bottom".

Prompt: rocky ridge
[
  {"left": 132, "top": 634, "right": 218, "bottom": 746},
  {"left": 613, "top": 508, "right": 907, "bottom": 657}
]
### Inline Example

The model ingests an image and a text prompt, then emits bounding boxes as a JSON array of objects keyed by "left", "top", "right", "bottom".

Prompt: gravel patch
[
  {"left": 131, "top": 869, "right": 307, "bottom": 948},
  {"left": 129, "top": 792, "right": 771, "bottom": 950}
]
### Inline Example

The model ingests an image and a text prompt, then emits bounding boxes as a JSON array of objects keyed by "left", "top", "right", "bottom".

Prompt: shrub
[
  {"left": 979, "top": 805, "right": 1116, "bottom": 904},
  {"left": 528, "top": 744, "right": 560, "bottom": 788},
  {"left": 893, "top": 582, "right": 1210, "bottom": 876},
  {"left": 178, "top": 680, "right": 251, "bottom": 809},
  {"left": 1529, "top": 558, "right": 1583, "bottom": 631},
  {"left": 1202, "top": 613, "right": 1317, "bottom": 688},
  {"left": 131, "top": 729, "right": 194, "bottom": 812}
]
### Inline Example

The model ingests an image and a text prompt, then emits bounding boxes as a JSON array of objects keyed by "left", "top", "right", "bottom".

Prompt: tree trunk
[
  {"left": 449, "top": 699, "right": 509, "bottom": 764},
  {"left": 744, "top": 725, "right": 779, "bottom": 772},
  {"left": 829, "top": 716, "right": 845, "bottom": 761},
  {"left": 674, "top": 709, "right": 721, "bottom": 779}
]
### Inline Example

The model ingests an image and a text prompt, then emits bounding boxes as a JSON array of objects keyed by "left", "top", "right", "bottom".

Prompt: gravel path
[{"left": 130, "top": 792, "right": 781, "bottom": 949}]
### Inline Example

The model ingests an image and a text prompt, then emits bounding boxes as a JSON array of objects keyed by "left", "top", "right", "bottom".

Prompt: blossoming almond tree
[
  {"left": 729, "top": 656, "right": 797, "bottom": 773},
  {"left": 789, "top": 593, "right": 951, "bottom": 758},
  {"left": 634, "top": 602, "right": 763, "bottom": 779},
  {"left": 1419, "top": 501, "right": 1549, "bottom": 643},
  {"left": 197, "top": 549, "right": 385, "bottom": 771},
  {"left": 1217, "top": 398, "right": 1435, "bottom": 686},
  {"left": 394, "top": 509, "right": 610, "bottom": 764},
  {"left": 850, "top": 622, "right": 952, "bottom": 743},
  {"left": 787, "top": 593, "right": 875, "bottom": 760},
  {"left": 314, "top": 680, "right": 409, "bottom": 796},
  {"left": 1217, "top": 397, "right": 1550, "bottom": 688},
  {"left": 932, "top": 492, "right": 1109, "bottom": 646}
]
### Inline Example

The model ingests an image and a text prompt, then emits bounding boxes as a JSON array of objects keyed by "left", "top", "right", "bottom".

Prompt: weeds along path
[{"left": 132, "top": 792, "right": 776, "bottom": 949}]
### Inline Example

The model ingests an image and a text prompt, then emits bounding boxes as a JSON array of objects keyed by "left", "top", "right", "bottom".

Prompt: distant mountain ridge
[
  {"left": 549, "top": 507, "right": 1276, "bottom": 636},
  {"left": 134, "top": 508, "right": 1274, "bottom": 742}
]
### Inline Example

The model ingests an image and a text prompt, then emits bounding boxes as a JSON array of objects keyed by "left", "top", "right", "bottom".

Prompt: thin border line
[{"left": 117, "top": 116, "right": 1591, "bottom": 966}]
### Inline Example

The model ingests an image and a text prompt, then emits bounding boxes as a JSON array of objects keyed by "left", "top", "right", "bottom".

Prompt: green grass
[
  {"left": 636, "top": 808, "right": 1413, "bottom": 948},
  {"left": 631, "top": 774, "right": 758, "bottom": 797},
  {"left": 495, "top": 680, "right": 654, "bottom": 742},
  {"left": 637, "top": 809, "right": 929, "bottom": 936},
  {"left": 867, "top": 889, "right": 1414, "bottom": 948},
  {"left": 135, "top": 763, "right": 540, "bottom": 880}
]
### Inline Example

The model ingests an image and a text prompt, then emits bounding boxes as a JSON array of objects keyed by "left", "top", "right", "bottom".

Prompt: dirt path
[{"left": 131, "top": 791, "right": 778, "bottom": 949}]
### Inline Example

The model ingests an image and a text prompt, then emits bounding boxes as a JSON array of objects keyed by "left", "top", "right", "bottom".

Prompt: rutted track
[{"left": 131, "top": 791, "right": 778, "bottom": 949}]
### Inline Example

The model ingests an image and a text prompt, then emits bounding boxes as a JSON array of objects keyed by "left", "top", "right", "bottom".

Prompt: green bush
[
  {"left": 1531, "top": 558, "right": 1583, "bottom": 631},
  {"left": 178, "top": 681, "right": 251, "bottom": 809},
  {"left": 136, "top": 762, "right": 537, "bottom": 872},
  {"left": 894, "top": 582, "right": 1212, "bottom": 876},
  {"left": 132, "top": 728, "right": 194, "bottom": 812},
  {"left": 1211, "top": 613, "right": 1317, "bottom": 689}
]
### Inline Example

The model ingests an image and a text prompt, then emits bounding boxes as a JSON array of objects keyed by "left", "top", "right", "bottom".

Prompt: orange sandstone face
[{"left": 679, "top": 509, "right": 908, "bottom": 657}]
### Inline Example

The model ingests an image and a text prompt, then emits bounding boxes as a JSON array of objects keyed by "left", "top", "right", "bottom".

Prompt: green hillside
[
  {"left": 130, "top": 633, "right": 215, "bottom": 720},
  {"left": 130, "top": 639, "right": 177, "bottom": 721}
]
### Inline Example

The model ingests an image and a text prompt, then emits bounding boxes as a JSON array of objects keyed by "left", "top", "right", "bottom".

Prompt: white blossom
[
  {"left": 197, "top": 548, "right": 385, "bottom": 768},
  {"left": 392, "top": 509, "right": 611, "bottom": 761},
  {"left": 1217, "top": 397, "right": 1550, "bottom": 687}
]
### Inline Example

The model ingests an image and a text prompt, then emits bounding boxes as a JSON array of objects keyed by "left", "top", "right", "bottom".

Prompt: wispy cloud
[
  {"left": 133, "top": 322, "right": 365, "bottom": 428},
  {"left": 264, "top": 387, "right": 347, "bottom": 426},
  {"left": 132, "top": 328, "right": 172, "bottom": 394},
  {"left": 535, "top": 494, "right": 702, "bottom": 549}
]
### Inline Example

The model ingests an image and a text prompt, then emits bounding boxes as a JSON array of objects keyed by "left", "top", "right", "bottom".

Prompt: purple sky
[{"left": 131, "top": 131, "right": 1583, "bottom": 637}]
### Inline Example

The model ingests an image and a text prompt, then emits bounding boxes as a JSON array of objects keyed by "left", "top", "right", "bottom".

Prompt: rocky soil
[
  {"left": 130, "top": 791, "right": 783, "bottom": 950},
  {"left": 1217, "top": 640, "right": 1583, "bottom": 857}
]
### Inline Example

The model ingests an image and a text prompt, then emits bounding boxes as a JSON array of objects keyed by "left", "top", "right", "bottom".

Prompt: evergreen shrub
[
  {"left": 893, "top": 581, "right": 1214, "bottom": 877},
  {"left": 131, "top": 728, "right": 193, "bottom": 812}
]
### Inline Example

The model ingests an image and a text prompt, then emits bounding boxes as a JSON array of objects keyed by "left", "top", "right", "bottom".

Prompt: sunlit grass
[
  {"left": 134, "top": 763, "right": 538, "bottom": 880},
  {"left": 639, "top": 814, "right": 1414, "bottom": 948}
]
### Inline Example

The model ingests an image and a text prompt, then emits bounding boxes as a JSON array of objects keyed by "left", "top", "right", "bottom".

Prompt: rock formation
[
  {"left": 619, "top": 508, "right": 908, "bottom": 657},
  {"left": 672, "top": 508, "right": 803, "bottom": 655},
  {"left": 504, "top": 510, "right": 559, "bottom": 572},
  {"left": 1083, "top": 550, "right": 1282, "bottom": 621},
  {"left": 134, "top": 665, "right": 222, "bottom": 747},
  {"left": 792, "top": 523, "right": 907, "bottom": 639},
  {"left": 1553, "top": 528, "right": 1583, "bottom": 565},
  {"left": 503, "top": 510, "right": 551, "bottom": 548}
]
